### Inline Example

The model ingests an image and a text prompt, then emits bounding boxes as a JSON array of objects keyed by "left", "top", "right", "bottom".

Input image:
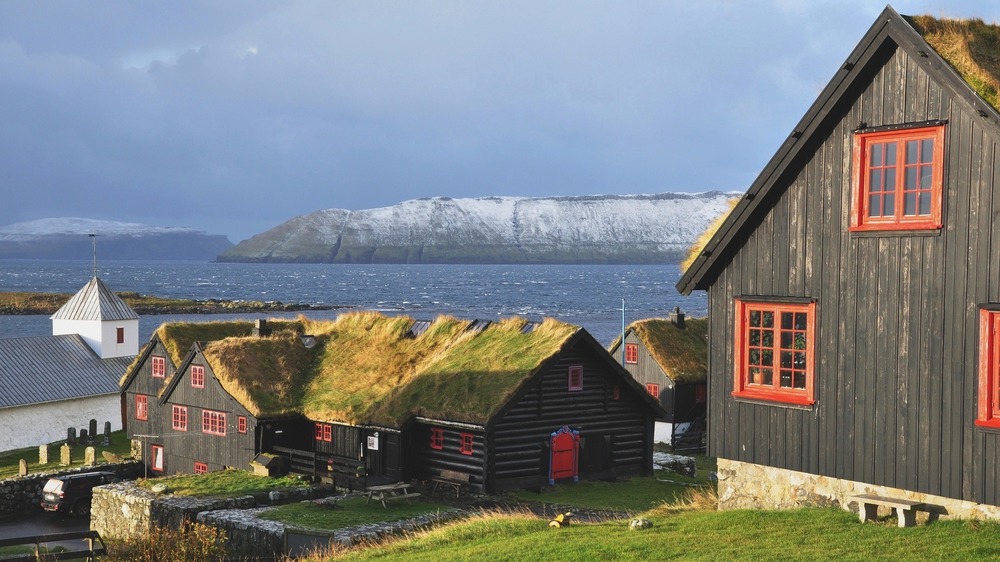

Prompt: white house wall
[
  {"left": 0, "top": 394, "right": 122, "bottom": 452},
  {"left": 51, "top": 318, "right": 138, "bottom": 359}
]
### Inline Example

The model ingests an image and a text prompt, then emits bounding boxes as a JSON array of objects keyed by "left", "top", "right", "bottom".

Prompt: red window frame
[
  {"left": 150, "top": 444, "right": 164, "bottom": 472},
  {"left": 625, "top": 343, "right": 639, "bottom": 364},
  {"left": 646, "top": 383, "right": 660, "bottom": 399},
  {"left": 194, "top": 461, "right": 208, "bottom": 474},
  {"left": 191, "top": 365, "right": 205, "bottom": 388},
  {"left": 202, "top": 410, "right": 227, "bottom": 436},
  {"left": 116, "top": 327, "right": 125, "bottom": 344},
  {"left": 238, "top": 416, "right": 247, "bottom": 434},
  {"left": 172, "top": 405, "right": 187, "bottom": 431},
  {"left": 733, "top": 299, "right": 816, "bottom": 406},
  {"left": 314, "top": 423, "right": 332, "bottom": 442},
  {"left": 151, "top": 356, "right": 166, "bottom": 378},
  {"left": 977, "top": 310, "right": 1000, "bottom": 428},
  {"left": 850, "top": 124, "right": 945, "bottom": 231},
  {"left": 135, "top": 394, "right": 148, "bottom": 421},
  {"left": 568, "top": 365, "right": 583, "bottom": 392},
  {"left": 459, "top": 432, "right": 474, "bottom": 455},
  {"left": 430, "top": 428, "right": 444, "bottom": 450}
]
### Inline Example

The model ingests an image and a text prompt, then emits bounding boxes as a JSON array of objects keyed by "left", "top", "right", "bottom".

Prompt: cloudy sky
[{"left": 1, "top": 1, "right": 996, "bottom": 242}]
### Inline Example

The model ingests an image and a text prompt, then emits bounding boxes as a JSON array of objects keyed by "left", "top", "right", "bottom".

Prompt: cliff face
[
  {"left": 0, "top": 218, "right": 233, "bottom": 261},
  {"left": 219, "top": 192, "right": 737, "bottom": 264}
]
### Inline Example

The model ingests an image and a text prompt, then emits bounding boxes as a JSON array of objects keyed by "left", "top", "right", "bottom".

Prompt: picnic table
[{"left": 365, "top": 482, "right": 422, "bottom": 508}]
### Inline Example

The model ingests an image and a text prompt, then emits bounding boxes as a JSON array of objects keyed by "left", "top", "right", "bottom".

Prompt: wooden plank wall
[
  {"left": 708, "top": 44, "right": 1000, "bottom": 505},
  {"left": 489, "top": 340, "right": 651, "bottom": 492}
]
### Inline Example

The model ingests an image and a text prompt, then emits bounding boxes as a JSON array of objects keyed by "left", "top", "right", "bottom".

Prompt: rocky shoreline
[{"left": 0, "top": 291, "right": 337, "bottom": 316}]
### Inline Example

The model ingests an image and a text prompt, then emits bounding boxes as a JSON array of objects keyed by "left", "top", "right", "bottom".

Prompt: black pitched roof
[{"left": 677, "top": 5, "right": 1000, "bottom": 295}]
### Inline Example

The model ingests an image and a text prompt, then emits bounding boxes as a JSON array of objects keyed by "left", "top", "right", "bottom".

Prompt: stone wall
[
  {"left": 0, "top": 461, "right": 142, "bottom": 518},
  {"left": 717, "top": 458, "right": 1000, "bottom": 520},
  {"left": 91, "top": 481, "right": 329, "bottom": 543}
]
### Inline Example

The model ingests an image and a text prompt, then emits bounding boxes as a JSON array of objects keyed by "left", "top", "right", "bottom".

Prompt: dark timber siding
[
  {"left": 160, "top": 352, "right": 257, "bottom": 475},
  {"left": 410, "top": 424, "right": 487, "bottom": 493},
  {"left": 123, "top": 340, "right": 175, "bottom": 439},
  {"left": 488, "top": 338, "right": 653, "bottom": 492},
  {"left": 618, "top": 332, "right": 671, "bottom": 418},
  {"left": 708, "top": 43, "right": 1000, "bottom": 505}
]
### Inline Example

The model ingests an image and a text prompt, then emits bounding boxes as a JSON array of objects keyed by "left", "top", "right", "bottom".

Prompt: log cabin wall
[
  {"left": 488, "top": 337, "right": 652, "bottom": 492},
  {"left": 707, "top": 40, "right": 1000, "bottom": 505}
]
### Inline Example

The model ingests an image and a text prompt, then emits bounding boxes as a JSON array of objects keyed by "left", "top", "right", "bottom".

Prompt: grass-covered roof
[
  {"left": 909, "top": 14, "right": 1000, "bottom": 113},
  {"left": 610, "top": 317, "right": 707, "bottom": 384},
  {"left": 159, "top": 312, "right": 579, "bottom": 427}
]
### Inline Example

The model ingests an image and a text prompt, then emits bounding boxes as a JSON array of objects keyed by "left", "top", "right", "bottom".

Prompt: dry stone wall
[{"left": 0, "top": 461, "right": 141, "bottom": 518}]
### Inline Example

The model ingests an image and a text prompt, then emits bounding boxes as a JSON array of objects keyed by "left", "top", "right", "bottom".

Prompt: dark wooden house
[
  {"left": 608, "top": 309, "right": 707, "bottom": 451},
  {"left": 121, "top": 314, "right": 663, "bottom": 492},
  {"left": 677, "top": 6, "right": 1000, "bottom": 517}
]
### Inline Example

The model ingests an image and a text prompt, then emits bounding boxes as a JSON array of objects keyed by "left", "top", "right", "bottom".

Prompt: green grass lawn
[
  {"left": 0, "top": 430, "right": 133, "bottom": 479},
  {"left": 261, "top": 496, "right": 453, "bottom": 531},
  {"left": 135, "top": 468, "right": 310, "bottom": 498},
  {"left": 308, "top": 503, "right": 1000, "bottom": 562}
]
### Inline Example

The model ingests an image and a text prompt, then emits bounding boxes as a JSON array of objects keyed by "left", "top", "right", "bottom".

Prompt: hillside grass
[{"left": 261, "top": 497, "right": 451, "bottom": 531}]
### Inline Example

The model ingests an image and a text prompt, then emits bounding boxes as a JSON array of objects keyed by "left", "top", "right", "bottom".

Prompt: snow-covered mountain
[
  {"left": 219, "top": 192, "right": 738, "bottom": 264},
  {"left": 0, "top": 218, "right": 233, "bottom": 260}
]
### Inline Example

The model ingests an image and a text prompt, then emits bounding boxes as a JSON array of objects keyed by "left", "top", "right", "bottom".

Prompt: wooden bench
[
  {"left": 850, "top": 494, "right": 929, "bottom": 528},
  {"left": 432, "top": 469, "right": 471, "bottom": 497}
]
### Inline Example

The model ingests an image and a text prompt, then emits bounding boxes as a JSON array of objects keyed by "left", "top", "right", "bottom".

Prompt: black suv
[{"left": 40, "top": 471, "right": 118, "bottom": 517}]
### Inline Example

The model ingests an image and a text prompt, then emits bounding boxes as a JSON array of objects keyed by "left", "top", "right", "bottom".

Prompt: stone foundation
[{"left": 717, "top": 459, "right": 1000, "bottom": 520}]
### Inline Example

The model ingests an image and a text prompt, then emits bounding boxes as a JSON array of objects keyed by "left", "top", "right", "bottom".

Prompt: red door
[{"left": 549, "top": 426, "right": 580, "bottom": 484}]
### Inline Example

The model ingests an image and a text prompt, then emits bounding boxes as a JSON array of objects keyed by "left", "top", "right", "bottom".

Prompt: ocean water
[{"left": 0, "top": 260, "right": 706, "bottom": 346}]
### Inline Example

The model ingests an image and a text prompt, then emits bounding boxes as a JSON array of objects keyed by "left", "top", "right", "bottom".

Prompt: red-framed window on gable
[
  {"left": 202, "top": 410, "right": 226, "bottom": 436},
  {"left": 194, "top": 461, "right": 208, "bottom": 474},
  {"left": 314, "top": 423, "right": 332, "bottom": 442},
  {"left": 568, "top": 365, "right": 583, "bottom": 392},
  {"left": 459, "top": 433, "right": 474, "bottom": 455},
  {"left": 733, "top": 299, "right": 816, "bottom": 406},
  {"left": 625, "top": 343, "right": 639, "bottom": 364},
  {"left": 850, "top": 124, "right": 945, "bottom": 231},
  {"left": 191, "top": 365, "right": 205, "bottom": 388},
  {"left": 977, "top": 309, "right": 1000, "bottom": 429},
  {"left": 238, "top": 416, "right": 247, "bottom": 434},
  {"left": 430, "top": 428, "right": 444, "bottom": 450},
  {"left": 135, "top": 394, "right": 148, "bottom": 421},
  {"left": 150, "top": 445, "right": 164, "bottom": 472},
  {"left": 152, "top": 356, "right": 166, "bottom": 378},
  {"left": 646, "top": 383, "right": 660, "bottom": 399},
  {"left": 116, "top": 327, "right": 125, "bottom": 344},
  {"left": 172, "top": 405, "right": 187, "bottom": 431}
]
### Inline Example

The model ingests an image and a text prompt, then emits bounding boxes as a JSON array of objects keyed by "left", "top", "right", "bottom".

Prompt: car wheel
[{"left": 72, "top": 501, "right": 91, "bottom": 518}]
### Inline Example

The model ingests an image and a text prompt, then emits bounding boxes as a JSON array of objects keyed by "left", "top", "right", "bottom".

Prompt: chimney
[
  {"left": 253, "top": 319, "right": 272, "bottom": 337},
  {"left": 670, "top": 306, "right": 686, "bottom": 329}
]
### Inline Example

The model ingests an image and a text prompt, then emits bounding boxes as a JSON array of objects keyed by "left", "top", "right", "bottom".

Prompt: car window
[{"left": 42, "top": 479, "right": 63, "bottom": 493}]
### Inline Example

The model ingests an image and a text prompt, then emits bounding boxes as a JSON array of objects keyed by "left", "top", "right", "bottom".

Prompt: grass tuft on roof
[
  {"left": 910, "top": 15, "right": 1000, "bottom": 112},
  {"left": 609, "top": 317, "right": 708, "bottom": 384},
  {"left": 681, "top": 198, "right": 738, "bottom": 273}
]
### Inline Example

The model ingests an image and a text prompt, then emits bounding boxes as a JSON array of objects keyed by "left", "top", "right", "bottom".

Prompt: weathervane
[{"left": 89, "top": 232, "right": 97, "bottom": 278}]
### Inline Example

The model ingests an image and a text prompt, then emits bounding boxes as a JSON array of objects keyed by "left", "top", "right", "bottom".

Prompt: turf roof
[
  {"left": 909, "top": 14, "right": 1000, "bottom": 113},
  {"left": 161, "top": 312, "right": 580, "bottom": 427},
  {"left": 610, "top": 317, "right": 708, "bottom": 384}
]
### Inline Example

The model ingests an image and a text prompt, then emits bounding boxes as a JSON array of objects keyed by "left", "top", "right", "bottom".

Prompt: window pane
[
  {"left": 780, "top": 370, "right": 792, "bottom": 388},
  {"left": 761, "top": 330, "right": 773, "bottom": 347},
  {"left": 904, "top": 192, "right": 916, "bottom": 215},
  {"left": 868, "top": 195, "right": 882, "bottom": 217},
  {"left": 795, "top": 313, "right": 807, "bottom": 331},
  {"left": 870, "top": 143, "right": 883, "bottom": 166},
  {"left": 920, "top": 165, "right": 933, "bottom": 189},
  {"left": 750, "top": 310, "right": 760, "bottom": 326},
  {"left": 905, "top": 167, "right": 916, "bottom": 190},
  {"left": 761, "top": 350, "right": 773, "bottom": 367},
  {"left": 780, "top": 331, "right": 793, "bottom": 348},
  {"left": 869, "top": 169, "right": 883, "bottom": 192},
  {"left": 885, "top": 143, "right": 896, "bottom": 164},
  {"left": 793, "top": 351, "right": 806, "bottom": 369},
  {"left": 762, "top": 369, "right": 773, "bottom": 385},
  {"left": 906, "top": 139, "right": 918, "bottom": 163},
  {"left": 781, "top": 312, "right": 793, "bottom": 330},
  {"left": 885, "top": 168, "right": 895, "bottom": 192},
  {"left": 883, "top": 193, "right": 895, "bottom": 215},
  {"left": 762, "top": 312, "right": 774, "bottom": 328},
  {"left": 780, "top": 351, "right": 792, "bottom": 368},
  {"left": 794, "top": 372, "right": 806, "bottom": 389},
  {"left": 749, "top": 329, "right": 760, "bottom": 346},
  {"left": 921, "top": 139, "right": 934, "bottom": 162},
  {"left": 749, "top": 349, "right": 761, "bottom": 365},
  {"left": 919, "top": 191, "right": 931, "bottom": 215}
]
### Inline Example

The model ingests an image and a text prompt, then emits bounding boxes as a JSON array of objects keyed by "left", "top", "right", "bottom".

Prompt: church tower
[{"left": 51, "top": 277, "right": 139, "bottom": 359}]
